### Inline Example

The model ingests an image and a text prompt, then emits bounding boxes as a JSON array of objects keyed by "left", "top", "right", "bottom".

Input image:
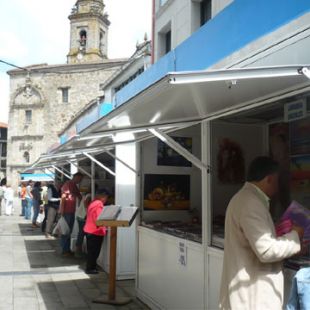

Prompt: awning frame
[
  {"left": 148, "top": 128, "right": 207, "bottom": 171},
  {"left": 83, "top": 152, "right": 116, "bottom": 177}
]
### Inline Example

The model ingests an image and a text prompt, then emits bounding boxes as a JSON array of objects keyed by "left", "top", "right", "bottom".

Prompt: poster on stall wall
[
  {"left": 143, "top": 174, "right": 190, "bottom": 210},
  {"left": 157, "top": 137, "right": 192, "bottom": 167},
  {"left": 290, "top": 155, "right": 310, "bottom": 206},
  {"left": 217, "top": 138, "right": 245, "bottom": 184},
  {"left": 290, "top": 116, "right": 310, "bottom": 156}
]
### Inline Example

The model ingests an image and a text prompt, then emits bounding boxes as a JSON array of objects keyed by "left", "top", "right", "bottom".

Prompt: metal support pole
[
  {"left": 58, "top": 165, "right": 72, "bottom": 177},
  {"left": 82, "top": 152, "right": 116, "bottom": 177},
  {"left": 105, "top": 150, "right": 138, "bottom": 175},
  {"left": 66, "top": 160, "right": 92, "bottom": 178},
  {"left": 52, "top": 165, "right": 72, "bottom": 179},
  {"left": 148, "top": 128, "right": 207, "bottom": 171},
  {"left": 46, "top": 167, "right": 61, "bottom": 181}
]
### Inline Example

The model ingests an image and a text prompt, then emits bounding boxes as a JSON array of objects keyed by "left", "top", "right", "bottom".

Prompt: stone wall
[{"left": 7, "top": 62, "right": 124, "bottom": 190}]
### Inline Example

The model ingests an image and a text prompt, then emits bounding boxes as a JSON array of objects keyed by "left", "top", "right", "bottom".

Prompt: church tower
[{"left": 67, "top": 0, "right": 110, "bottom": 63}]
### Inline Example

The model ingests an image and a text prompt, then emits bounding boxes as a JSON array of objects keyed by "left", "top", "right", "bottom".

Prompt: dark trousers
[
  {"left": 60, "top": 213, "right": 75, "bottom": 253},
  {"left": 41, "top": 204, "right": 49, "bottom": 232},
  {"left": 76, "top": 217, "right": 86, "bottom": 248},
  {"left": 86, "top": 234, "right": 103, "bottom": 271}
]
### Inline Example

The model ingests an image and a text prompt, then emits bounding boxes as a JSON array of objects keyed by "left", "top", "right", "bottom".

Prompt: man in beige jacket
[{"left": 219, "top": 156, "right": 303, "bottom": 310}]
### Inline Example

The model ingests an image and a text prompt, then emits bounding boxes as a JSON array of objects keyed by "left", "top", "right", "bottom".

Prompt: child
[{"left": 83, "top": 188, "right": 109, "bottom": 274}]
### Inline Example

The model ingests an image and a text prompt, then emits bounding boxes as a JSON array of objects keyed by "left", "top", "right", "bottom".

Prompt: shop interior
[
  {"left": 139, "top": 124, "right": 203, "bottom": 243},
  {"left": 210, "top": 92, "right": 310, "bottom": 268},
  {"left": 55, "top": 152, "right": 116, "bottom": 201}
]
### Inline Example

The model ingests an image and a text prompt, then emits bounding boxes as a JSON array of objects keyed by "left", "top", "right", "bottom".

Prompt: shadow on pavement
[{"left": 18, "top": 223, "right": 86, "bottom": 269}]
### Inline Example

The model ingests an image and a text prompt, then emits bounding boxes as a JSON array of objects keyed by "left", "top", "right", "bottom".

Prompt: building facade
[
  {"left": 6, "top": 0, "right": 127, "bottom": 189},
  {"left": 153, "top": 0, "right": 233, "bottom": 62},
  {"left": 0, "top": 122, "right": 7, "bottom": 180}
]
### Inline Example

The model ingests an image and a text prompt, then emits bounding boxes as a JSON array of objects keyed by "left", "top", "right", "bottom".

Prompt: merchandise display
[{"left": 142, "top": 221, "right": 202, "bottom": 243}]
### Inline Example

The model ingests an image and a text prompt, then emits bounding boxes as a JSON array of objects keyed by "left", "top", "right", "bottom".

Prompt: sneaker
[
  {"left": 31, "top": 224, "right": 39, "bottom": 228},
  {"left": 85, "top": 269, "right": 99, "bottom": 275}
]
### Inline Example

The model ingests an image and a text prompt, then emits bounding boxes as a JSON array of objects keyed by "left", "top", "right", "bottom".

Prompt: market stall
[{"left": 26, "top": 66, "right": 310, "bottom": 309}]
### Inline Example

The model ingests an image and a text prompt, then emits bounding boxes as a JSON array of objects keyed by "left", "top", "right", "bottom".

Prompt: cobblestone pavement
[{"left": 0, "top": 198, "right": 148, "bottom": 310}]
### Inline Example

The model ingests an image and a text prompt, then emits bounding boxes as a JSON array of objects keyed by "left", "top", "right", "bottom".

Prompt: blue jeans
[
  {"left": 32, "top": 200, "right": 40, "bottom": 224},
  {"left": 21, "top": 199, "right": 27, "bottom": 216},
  {"left": 287, "top": 267, "right": 310, "bottom": 310},
  {"left": 25, "top": 197, "right": 32, "bottom": 220},
  {"left": 60, "top": 213, "right": 75, "bottom": 253}
]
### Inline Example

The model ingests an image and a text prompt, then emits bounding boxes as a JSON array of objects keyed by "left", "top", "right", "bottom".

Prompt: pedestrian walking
[{"left": 4, "top": 184, "right": 14, "bottom": 216}]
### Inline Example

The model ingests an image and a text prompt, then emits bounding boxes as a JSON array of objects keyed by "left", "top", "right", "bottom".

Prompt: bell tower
[{"left": 67, "top": 0, "right": 110, "bottom": 63}]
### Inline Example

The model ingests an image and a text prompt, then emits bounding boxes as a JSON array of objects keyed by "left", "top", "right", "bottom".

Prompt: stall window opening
[{"left": 210, "top": 93, "right": 310, "bottom": 249}]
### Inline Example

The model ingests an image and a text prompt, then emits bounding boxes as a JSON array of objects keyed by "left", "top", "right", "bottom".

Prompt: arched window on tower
[
  {"left": 23, "top": 151, "right": 30, "bottom": 163},
  {"left": 79, "top": 30, "right": 87, "bottom": 47}
]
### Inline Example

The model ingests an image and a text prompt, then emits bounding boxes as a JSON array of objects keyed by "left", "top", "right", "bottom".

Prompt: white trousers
[{"left": 5, "top": 200, "right": 13, "bottom": 215}]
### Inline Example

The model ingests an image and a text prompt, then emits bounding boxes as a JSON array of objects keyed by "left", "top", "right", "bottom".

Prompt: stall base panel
[{"left": 137, "top": 227, "right": 204, "bottom": 310}]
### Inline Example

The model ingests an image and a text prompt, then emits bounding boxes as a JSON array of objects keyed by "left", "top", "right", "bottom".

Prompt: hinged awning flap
[
  {"left": 26, "top": 65, "right": 310, "bottom": 172},
  {"left": 82, "top": 65, "right": 310, "bottom": 136}
]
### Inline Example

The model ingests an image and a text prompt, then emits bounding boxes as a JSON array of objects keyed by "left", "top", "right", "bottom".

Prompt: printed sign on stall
[
  {"left": 284, "top": 100, "right": 307, "bottom": 122},
  {"left": 178, "top": 241, "right": 187, "bottom": 267}
]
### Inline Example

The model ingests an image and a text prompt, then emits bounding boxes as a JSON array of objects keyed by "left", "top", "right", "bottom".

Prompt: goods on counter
[{"left": 276, "top": 200, "right": 310, "bottom": 244}]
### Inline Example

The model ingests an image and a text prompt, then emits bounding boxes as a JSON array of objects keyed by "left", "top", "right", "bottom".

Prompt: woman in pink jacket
[{"left": 84, "top": 188, "right": 110, "bottom": 274}]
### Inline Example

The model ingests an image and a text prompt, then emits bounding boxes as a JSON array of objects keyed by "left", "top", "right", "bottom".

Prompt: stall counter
[{"left": 137, "top": 226, "right": 204, "bottom": 310}]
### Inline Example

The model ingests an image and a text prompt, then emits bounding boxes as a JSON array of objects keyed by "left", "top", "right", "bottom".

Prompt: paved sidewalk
[{"left": 0, "top": 198, "right": 148, "bottom": 310}]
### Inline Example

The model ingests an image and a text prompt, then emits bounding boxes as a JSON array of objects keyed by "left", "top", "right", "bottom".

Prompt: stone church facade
[{"left": 6, "top": 0, "right": 127, "bottom": 189}]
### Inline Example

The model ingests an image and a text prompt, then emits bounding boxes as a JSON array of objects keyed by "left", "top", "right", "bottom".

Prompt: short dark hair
[
  {"left": 73, "top": 172, "right": 84, "bottom": 178},
  {"left": 95, "top": 188, "right": 111, "bottom": 197},
  {"left": 247, "top": 156, "right": 279, "bottom": 182}
]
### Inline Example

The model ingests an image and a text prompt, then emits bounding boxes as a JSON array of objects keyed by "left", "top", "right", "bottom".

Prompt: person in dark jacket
[
  {"left": 45, "top": 182, "right": 62, "bottom": 239},
  {"left": 31, "top": 181, "right": 42, "bottom": 228}
]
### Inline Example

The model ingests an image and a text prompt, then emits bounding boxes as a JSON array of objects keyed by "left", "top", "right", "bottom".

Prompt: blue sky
[{"left": 0, "top": 0, "right": 152, "bottom": 123}]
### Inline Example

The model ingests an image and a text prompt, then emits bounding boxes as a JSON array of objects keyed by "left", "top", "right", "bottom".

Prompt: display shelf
[{"left": 141, "top": 221, "right": 202, "bottom": 243}]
